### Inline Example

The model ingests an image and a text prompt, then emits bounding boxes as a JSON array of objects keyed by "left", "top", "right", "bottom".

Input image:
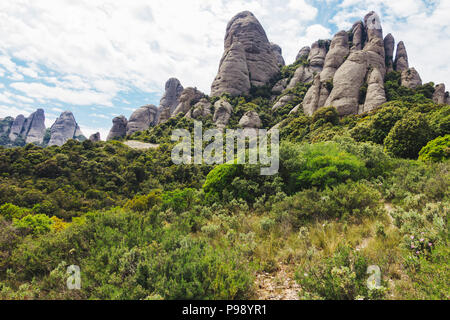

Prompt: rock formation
[
  {"left": 350, "top": 21, "right": 364, "bottom": 52},
  {"left": 239, "top": 110, "right": 262, "bottom": 128},
  {"left": 384, "top": 33, "right": 395, "bottom": 72},
  {"left": 433, "top": 84, "right": 448, "bottom": 104},
  {"left": 363, "top": 68, "right": 386, "bottom": 113},
  {"left": 295, "top": 46, "right": 310, "bottom": 61},
  {"left": 213, "top": 99, "right": 233, "bottom": 128},
  {"left": 172, "top": 87, "right": 204, "bottom": 116},
  {"left": 25, "top": 109, "right": 46, "bottom": 144},
  {"left": 272, "top": 94, "right": 296, "bottom": 111},
  {"left": 211, "top": 11, "right": 280, "bottom": 97},
  {"left": 394, "top": 41, "right": 409, "bottom": 72},
  {"left": 8, "top": 114, "right": 26, "bottom": 142},
  {"left": 401, "top": 68, "right": 422, "bottom": 89},
  {"left": 126, "top": 105, "right": 158, "bottom": 136},
  {"left": 320, "top": 31, "right": 349, "bottom": 82},
  {"left": 287, "top": 40, "right": 329, "bottom": 89},
  {"left": 89, "top": 132, "right": 101, "bottom": 142},
  {"left": 48, "top": 111, "right": 84, "bottom": 147},
  {"left": 157, "top": 78, "right": 184, "bottom": 124},
  {"left": 187, "top": 98, "right": 212, "bottom": 119},
  {"left": 271, "top": 43, "right": 285, "bottom": 66},
  {"left": 271, "top": 78, "right": 288, "bottom": 95},
  {"left": 364, "top": 11, "right": 383, "bottom": 41},
  {"left": 107, "top": 116, "right": 128, "bottom": 141}
]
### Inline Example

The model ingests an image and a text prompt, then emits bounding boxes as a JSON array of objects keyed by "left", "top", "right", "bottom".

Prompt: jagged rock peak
[
  {"left": 158, "top": 78, "right": 184, "bottom": 124},
  {"left": 320, "top": 30, "right": 349, "bottom": 82},
  {"left": 296, "top": 46, "right": 311, "bottom": 62},
  {"left": 25, "top": 109, "right": 46, "bottom": 144},
  {"left": 364, "top": 11, "right": 383, "bottom": 41},
  {"left": 308, "top": 40, "right": 330, "bottom": 68},
  {"left": 401, "top": 67, "right": 422, "bottom": 89},
  {"left": 48, "top": 111, "right": 84, "bottom": 147},
  {"left": 350, "top": 21, "right": 364, "bottom": 51},
  {"left": 395, "top": 41, "right": 409, "bottom": 72},
  {"left": 213, "top": 99, "right": 233, "bottom": 129},
  {"left": 8, "top": 114, "right": 26, "bottom": 142},
  {"left": 239, "top": 110, "right": 262, "bottom": 128},
  {"left": 270, "top": 43, "right": 285, "bottom": 66},
  {"left": 384, "top": 33, "right": 395, "bottom": 72},
  {"left": 211, "top": 11, "right": 280, "bottom": 97},
  {"left": 127, "top": 105, "right": 158, "bottom": 136},
  {"left": 363, "top": 68, "right": 387, "bottom": 113},
  {"left": 89, "top": 132, "right": 101, "bottom": 142},
  {"left": 432, "top": 84, "right": 448, "bottom": 104},
  {"left": 107, "top": 115, "right": 128, "bottom": 141},
  {"left": 172, "top": 87, "right": 204, "bottom": 117}
]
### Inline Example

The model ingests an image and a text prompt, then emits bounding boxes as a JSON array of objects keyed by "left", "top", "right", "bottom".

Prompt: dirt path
[{"left": 255, "top": 264, "right": 301, "bottom": 300}]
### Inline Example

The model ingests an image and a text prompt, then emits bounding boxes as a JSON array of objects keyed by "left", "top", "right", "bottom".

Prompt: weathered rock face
[
  {"left": 271, "top": 78, "right": 288, "bottom": 94},
  {"left": 107, "top": 116, "right": 128, "bottom": 141},
  {"left": 48, "top": 111, "right": 84, "bottom": 147},
  {"left": 363, "top": 68, "right": 386, "bottom": 113},
  {"left": 126, "top": 105, "right": 158, "bottom": 136},
  {"left": 287, "top": 40, "right": 329, "bottom": 89},
  {"left": 272, "top": 94, "right": 296, "bottom": 111},
  {"left": 271, "top": 43, "right": 285, "bottom": 66},
  {"left": 8, "top": 114, "right": 26, "bottom": 141},
  {"left": 384, "top": 33, "right": 395, "bottom": 72},
  {"left": 239, "top": 110, "right": 262, "bottom": 128},
  {"left": 172, "top": 87, "right": 204, "bottom": 116},
  {"left": 350, "top": 21, "right": 364, "bottom": 52},
  {"left": 303, "top": 75, "right": 322, "bottom": 116},
  {"left": 394, "top": 41, "right": 409, "bottom": 72},
  {"left": 213, "top": 99, "right": 233, "bottom": 128},
  {"left": 401, "top": 67, "right": 422, "bottom": 89},
  {"left": 324, "top": 51, "right": 368, "bottom": 116},
  {"left": 158, "top": 78, "right": 184, "bottom": 124},
  {"left": 89, "top": 132, "right": 101, "bottom": 142},
  {"left": 189, "top": 98, "right": 212, "bottom": 119},
  {"left": 295, "top": 46, "right": 310, "bottom": 61},
  {"left": 320, "top": 31, "right": 349, "bottom": 82},
  {"left": 25, "top": 109, "right": 46, "bottom": 144},
  {"left": 364, "top": 11, "right": 383, "bottom": 42},
  {"left": 211, "top": 11, "right": 280, "bottom": 97},
  {"left": 433, "top": 84, "right": 447, "bottom": 104}
]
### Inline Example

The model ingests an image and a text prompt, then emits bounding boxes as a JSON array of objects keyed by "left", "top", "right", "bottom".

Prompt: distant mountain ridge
[{"left": 0, "top": 109, "right": 86, "bottom": 147}]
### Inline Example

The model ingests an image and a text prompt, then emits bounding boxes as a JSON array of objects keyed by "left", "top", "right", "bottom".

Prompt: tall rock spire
[{"left": 211, "top": 11, "right": 280, "bottom": 97}]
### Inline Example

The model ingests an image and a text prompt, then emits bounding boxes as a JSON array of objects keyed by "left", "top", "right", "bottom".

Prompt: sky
[{"left": 0, "top": 0, "right": 448, "bottom": 140}]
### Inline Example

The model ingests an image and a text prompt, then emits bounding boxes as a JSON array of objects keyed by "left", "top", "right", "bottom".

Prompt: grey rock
[
  {"left": 433, "top": 83, "right": 447, "bottom": 104},
  {"left": 289, "top": 105, "right": 301, "bottom": 114},
  {"left": 213, "top": 99, "right": 233, "bottom": 128},
  {"left": 295, "top": 46, "right": 310, "bottom": 62},
  {"left": 384, "top": 33, "right": 395, "bottom": 72},
  {"left": 272, "top": 94, "right": 295, "bottom": 111},
  {"left": 320, "top": 31, "right": 349, "bottom": 82},
  {"left": 211, "top": 11, "right": 280, "bottom": 97},
  {"left": 189, "top": 98, "right": 212, "bottom": 119},
  {"left": 8, "top": 114, "right": 26, "bottom": 142},
  {"left": 89, "top": 132, "right": 101, "bottom": 142},
  {"left": 127, "top": 105, "right": 158, "bottom": 136},
  {"left": 351, "top": 21, "right": 364, "bottom": 51},
  {"left": 302, "top": 75, "right": 322, "bottom": 116},
  {"left": 287, "top": 40, "right": 328, "bottom": 89},
  {"left": 48, "top": 111, "right": 84, "bottom": 146},
  {"left": 158, "top": 78, "right": 184, "bottom": 124},
  {"left": 25, "top": 109, "right": 46, "bottom": 144},
  {"left": 364, "top": 11, "right": 383, "bottom": 42},
  {"left": 401, "top": 67, "right": 422, "bottom": 89},
  {"left": 107, "top": 116, "right": 128, "bottom": 141},
  {"left": 239, "top": 110, "right": 262, "bottom": 128},
  {"left": 363, "top": 68, "right": 386, "bottom": 113},
  {"left": 271, "top": 43, "right": 285, "bottom": 66},
  {"left": 172, "top": 87, "right": 204, "bottom": 116},
  {"left": 271, "top": 78, "right": 288, "bottom": 94},
  {"left": 395, "top": 41, "right": 409, "bottom": 72},
  {"left": 324, "top": 51, "right": 368, "bottom": 116}
]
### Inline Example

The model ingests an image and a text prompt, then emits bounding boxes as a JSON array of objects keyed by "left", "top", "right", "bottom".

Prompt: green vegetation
[{"left": 0, "top": 60, "right": 448, "bottom": 300}]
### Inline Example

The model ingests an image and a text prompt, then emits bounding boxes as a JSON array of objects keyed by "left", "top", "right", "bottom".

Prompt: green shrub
[
  {"left": 296, "top": 245, "right": 386, "bottom": 300},
  {"left": 203, "top": 164, "right": 243, "bottom": 201},
  {"left": 124, "top": 190, "right": 162, "bottom": 212},
  {"left": 0, "top": 203, "right": 30, "bottom": 220},
  {"left": 419, "top": 135, "right": 450, "bottom": 162},
  {"left": 12, "top": 214, "right": 53, "bottom": 235},
  {"left": 312, "top": 107, "right": 339, "bottom": 127},
  {"left": 384, "top": 112, "right": 432, "bottom": 159}
]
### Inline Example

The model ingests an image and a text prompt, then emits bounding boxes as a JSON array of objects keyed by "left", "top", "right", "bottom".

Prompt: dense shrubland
[{"left": 0, "top": 67, "right": 449, "bottom": 300}]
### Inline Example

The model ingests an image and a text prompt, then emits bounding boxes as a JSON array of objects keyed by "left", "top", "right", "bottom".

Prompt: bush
[
  {"left": 311, "top": 107, "right": 339, "bottom": 128},
  {"left": 203, "top": 164, "right": 243, "bottom": 201},
  {"left": 419, "top": 135, "right": 450, "bottom": 162},
  {"left": 384, "top": 112, "right": 431, "bottom": 159},
  {"left": 296, "top": 245, "right": 386, "bottom": 300},
  {"left": 124, "top": 190, "right": 162, "bottom": 212},
  {"left": 286, "top": 142, "right": 367, "bottom": 191},
  {"left": 12, "top": 214, "right": 53, "bottom": 235},
  {"left": 0, "top": 203, "right": 30, "bottom": 220}
]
